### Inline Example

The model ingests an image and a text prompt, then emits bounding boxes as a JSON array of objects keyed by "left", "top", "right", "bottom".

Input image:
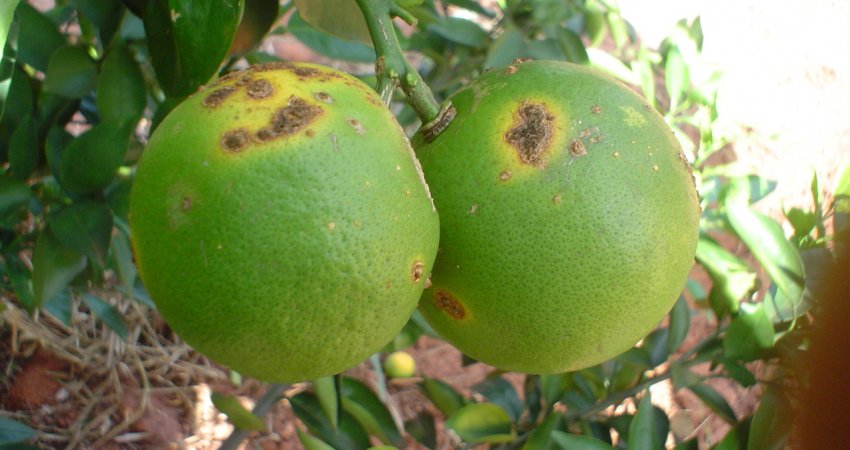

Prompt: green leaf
[
  {"left": 74, "top": 0, "right": 125, "bottom": 46},
  {"left": 747, "top": 387, "right": 791, "bottom": 450},
  {"left": 228, "top": 0, "right": 279, "bottom": 57},
  {"left": 540, "top": 373, "right": 570, "bottom": 409},
  {"left": 1, "top": 66, "right": 34, "bottom": 128},
  {"left": 687, "top": 383, "right": 736, "bottom": 424},
  {"left": 421, "top": 377, "right": 466, "bottom": 417},
  {"left": 0, "top": 417, "right": 36, "bottom": 445},
  {"left": 211, "top": 392, "right": 265, "bottom": 431},
  {"left": 6, "top": 258, "right": 34, "bottom": 312},
  {"left": 784, "top": 207, "right": 816, "bottom": 240},
  {"left": 587, "top": 48, "right": 639, "bottom": 85},
  {"left": 142, "top": 0, "right": 242, "bottom": 98},
  {"left": 484, "top": 26, "right": 526, "bottom": 68},
  {"left": 404, "top": 412, "right": 436, "bottom": 449},
  {"left": 445, "top": 403, "right": 515, "bottom": 444},
  {"left": 287, "top": 12, "right": 375, "bottom": 63},
  {"left": 340, "top": 377, "right": 403, "bottom": 446},
  {"left": 109, "top": 226, "right": 137, "bottom": 297},
  {"left": 605, "top": 12, "right": 631, "bottom": 49},
  {"left": 523, "top": 412, "right": 562, "bottom": 450},
  {"left": 47, "top": 201, "right": 113, "bottom": 267},
  {"left": 641, "top": 327, "right": 670, "bottom": 367},
  {"left": 32, "top": 227, "right": 87, "bottom": 309},
  {"left": 44, "top": 45, "right": 97, "bottom": 98},
  {"left": 290, "top": 392, "right": 371, "bottom": 450},
  {"left": 297, "top": 429, "right": 336, "bottom": 450},
  {"left": 292, "top": 0, "right": 370, "bottom": 45},
  {"left": 80, "top": 293, "right": 128, "bottom": 339},
  {"left": 313, "top": 375, "right": 339, "bottom": 430},
  {"left": 473, "top": 375, "right": 523, "bottom": 422},
  {"left": 725, "top": 183, "right": 804, "bottom": 305},
  {"left": 556, "top": 28, "right": 589, "bottom": 64},
  {"left": 833, "top": 162, "right": 850, "bottom": 246},
  {"left": 44, "top": 290, "right": 72, "bottom": 326},
  {"left": 59, "top": 120, "right": 133, "bottom": 195},
  {"left": 718, "top": 357, "right": 756, "bottom": 388},
  {"left": 667, "top": 296, "right": 690, "bottom": 353},
  {"left": 7, "top": 115, "right": 38, "bottom": 180},
  {"left": 0, "top": 3, "right": 19, "bottom": 122},
  {"left": 0, "top": 1, "right": 19, "bottom": 62},
  {"left": 15, "top": 2, "right": 66, "bottom": 71},
  {"left": 664, "top": 47, "right": 688, "bottom": 111},
  {"left": 552, "top": 431, "right": 616, "bottom": 450},
  {"left": 97, "top": 39, "right": 146, "bottom": 124},
  {"left": 669, "top": 361, "right": 700, "bottom": 390},
  {"left": 695, "top": 236, "right": 757, "bottom": 317},
  {"left": 723, "top": 302, "right": 775, "bottom": 361},
  {"left": 428, "top": 17, "right": 488, "bottom": 48},
  {"left": 627, "top": 390, "right": 661, "bottom": 450}
]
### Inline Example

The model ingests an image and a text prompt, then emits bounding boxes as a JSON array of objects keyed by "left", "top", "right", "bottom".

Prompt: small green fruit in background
[
  {"left": 130, "top": 62, "right": 439, "bottom": 383},
  {"left": 383, "top": 351, "right": 416, "bottom": 378},
  {"left": 414, "top": 60, "right": 700, "bottom": 374}
]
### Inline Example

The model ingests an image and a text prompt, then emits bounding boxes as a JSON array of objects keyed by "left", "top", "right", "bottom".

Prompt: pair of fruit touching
[{"left": 129, "top": 60, "right": 699, "bottom": 382}]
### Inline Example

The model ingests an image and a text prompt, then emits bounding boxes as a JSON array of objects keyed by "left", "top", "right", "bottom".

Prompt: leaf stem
[
  {"left": 219, "top": 383, "right": 289, "bottom": 450},
  {"left": 354, "top": 0, "right": 455, "bottom": 139}
]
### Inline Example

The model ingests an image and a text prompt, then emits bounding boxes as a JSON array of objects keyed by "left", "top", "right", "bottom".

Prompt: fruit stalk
[{"left": 355, "top": 0, "right": 454, "bottom": 136}]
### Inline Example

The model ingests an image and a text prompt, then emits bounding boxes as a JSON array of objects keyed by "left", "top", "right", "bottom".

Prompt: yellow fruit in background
[
  {"left": 383, "top": 351, "right": 416, "bottom": 378},
  {"left": 414, "top": 60, "right": 699, "bottom": 374},
  {"left": 129, "top": 62, "right": 439, "bottom": 383}
]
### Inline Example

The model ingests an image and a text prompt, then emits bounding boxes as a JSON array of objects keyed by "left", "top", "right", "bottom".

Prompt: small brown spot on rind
[
  {"left": 203, "top": 86, "right": 236, "bottom": 108},
  {"left": 499, "top": 170, "right": 512, "bottom": 181},
  {"left": 591, "top": 105, "right": 602, "bottom": 114},
  {"left": 512, "top": 57, "right": 533, "bottom": 64},
  {"left": 221, "top": 129, "right": 249, "bottom": 152},
  {"left": 347, "top": 118, "right": 365, "bottom": 135},
  {"left": 246, "top": 79, "right": 273, "bottom": 99},
  {"left": 552, "top": 194, "right": 561, "bottom": 204},
  {"left": 315, "top": 92, "right": 333, "bottom": 103},
  {"left": 435, "top": 290, "right": 466, "bottom": 319},
  {"left": 182, "top": 197, "right": 192, "bottom": 211},
  {"left": 424, "top": 274, "right": 432, "bottom": 289},
  {"left": 256, "top": 96, "right": 322, "bottom": 141},
  {"left": 569, "top": 139, "right": 587, "bottom": 157},
  {"left": 293, "top": 67, "right": 319, "bottom": 77},
  {"left": 505, "top": 65, "right": 518, "bottom": 75},
  {"left": 468, "top": 204, "right": 478, "bottom": 215},
  {"left": 411, "top": 261, "right": 425, "bottom": 283},
  {"left": 505, "top": 102, "right": 555, "bottom": 167}
]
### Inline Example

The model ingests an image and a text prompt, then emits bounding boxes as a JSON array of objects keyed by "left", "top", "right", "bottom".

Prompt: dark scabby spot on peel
[
  {"left": 293, "top": 66, "right": 320, "bottom": 77},
  {"left": 203, "top": 86, "right": 236, "bottom": 108},
  {"left": 569, "top": 139, "right": 587, "bottom": 157},
  {"left": 256, "top": 96, "right": 323, "bottom": 141},
  {"left": 221, "top": 129, "right": 249, "bottom": 152},
  {"left": 246, "top": 79, "right": 273, "bottom": 99},
  {"left": 435, "top": 290, "right": 466, "bottom": 319},
  {"left": 499, "top": 170, "right": 512, "bottom": 181},
  {"left": 411, "top": 261, "right": 425, "bottom": 283},
  {"left": 315, "top": 92, "right": 333, "bottom": 103},
  {"left": 591, "top": 105, "right": 602, "bottom": 114},
  {"left": 505, "top": 65, "right": 518, "bottom": 75},
  {"left": 505, "top": 102, "right": 555, "bottom": 167}
]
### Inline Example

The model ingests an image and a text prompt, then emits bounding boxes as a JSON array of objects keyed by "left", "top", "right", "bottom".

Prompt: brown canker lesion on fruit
[
  {"left": 181, "top": 197, "right": 192, "bottom": 211},
  {"left": 255, "top": 96, "right": 323, "bottom": 142},
  {"left": 411, "top": 261, "right": 425, "bottom": 283},
  {"left": 591, "top": 105, "right": 602, "bottom": 114},
  {"left": 505, "top": 65, "right": 518, "bottom": 75},
  {"left": 504, "top": 101, "right": 555, "bottom": 167},
  {"left": 293, "top": 66, "right": 320, "bottom": 78},
  {"left": 315, "top": 92, "right": 333, "bottom": 103},
  {"left": 568, "top": 139, "right": 587, "bottom": 157},
  {"left": 203, "top": 86, "right": 237, "bottom": 108},
  {"left": 499, "top": 170, "right": 512, "bottom": 181},
  {"left": 246, "top": 79, "right": 274, "bottom": 99},
  {"left": 435, "top": 290, "right": 466, "bottom": 320},
  {"left": 552, "top": 194, "right": 562, "bottom": 204},
  {"left": 347, "top": 118, "right": 365, "bottom": 135},
  {"left": 221, "top": 128, "right": 249, "bottom": 152}
]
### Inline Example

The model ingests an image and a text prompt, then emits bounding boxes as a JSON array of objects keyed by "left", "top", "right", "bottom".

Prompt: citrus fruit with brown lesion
[
  {"left": 129, "top": 62, "right": 439, "bottom": 383},
  {"left": 414, "top": 60, "right": 700, "bottom": 374}
]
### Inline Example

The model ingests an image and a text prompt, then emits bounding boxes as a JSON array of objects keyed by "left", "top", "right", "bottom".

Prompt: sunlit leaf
[
  {"left": 695, "top": 236, "right": 757, "bottom": 317},
  {"left": 445, "top": 403, "right": 515, "bottom": 444},
  {"left": 297, "top": 429, "right": 336, "bottom": 450},
  {"left": 723, "top": 302, "right": 775, "bottom": 361},
  {"left": 524, "top": 411, "right": 562, "bottom": 450},
  {"left": 421, "top": 377, "right": 466, "bottom": 417},
  {"left": 211, "top": 392, "right": 265, "bottom": 431},
  {"left": 552, "top": 431, "right": 616, "bottom": 450},
  {"left": 341, "top": 377, "right": 403, "bottom": 446},
  {"left": 626, "top": 390, "right": 660, "bottom": 450},
  {"left": 665, "top": 47, "right": 688, "bottom": 111},
  {"left": 313, "top": 375, "right": 339, "bottom": 430},
  {"left": 747, "top": 387, "right": 791, "bottom": 450}
]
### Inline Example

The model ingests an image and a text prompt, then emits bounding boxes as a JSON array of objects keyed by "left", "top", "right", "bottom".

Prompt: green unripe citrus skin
[
  {"left": 130, "top": 62, "right": 439, "bottom": 383},
  {"left": 383, "top": 351, "right": 416, "bottom": 378},
  {"left": 414, "top": 61, "right": 699, "bottom": 374}
]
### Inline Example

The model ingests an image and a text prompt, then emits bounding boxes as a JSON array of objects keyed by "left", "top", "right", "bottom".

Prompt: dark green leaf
[
  {"left": 711, "top": 417, "right": 750, "bottom": 450},
  {"left": 80, "top": 293, "right": 128, "bottom": 339},
  {"left": 445, "top": 403, "right": 515, "bottom": 444},
  {"left": 44, "top": 45, "right": 97, "bottom": 98},
  {"left": 7, "top": 115, "right": 38, "bottom": 179},
  {"left": 15, "top": 2, "right": 66, "bottom": 71},
  {"left": 627, "top": 390, "right": 661, "bottom": 450},
  {"left": 292, "top": 0, "right": 370, "bottom": 45},
  {"left": 59, "top": 120, "right": 133, "bottom": 195},
  {"left": 669, "top": 361, "right": 700, "bottom": 390},
  {"left": 228, "top": 0, "right": 279, "bottom": 57},
  {"left": 296, "top": 429, "right": 335, "bottom": 450},
  {"left": 428, "top": 17, "right": 488, "bottom": 48},
  {"left": 726, "top": 183, "right": 804, "bottom": 304},
  {"left": 340, "top": 377, "right": 403, "bottom": 446},
  {"left": 313, "top": 375, "right": 339, "bottom": 430},
  {"left": 642, "top": 327, "right": 670, "bottom": 367},
  {"left": 6, "top": 258, "right": 34, "bottom": 312},
  {"left": 32, "top": 227, "right": 87, "bottom": 308},
  {"left": 674, "top": 438, "right": 699, "bottom": 450},
  {"left": 0, "top": 417, "right": 36, "bottom": 445},
  {"left": 109, "top": 226, "right": 136, "bottom": 297},
  {"left": 0, "top": 3, "right": 19, "bottom": 122},
  {"left": 527, "top": 39, "right": 566, "bottom": 61},
  {"left": 47, "top": 201, "right": 113, "bottom": 267},
  {"left": 97, "top": 39, "right": 146, "bottom": 124},
  {"left": 718, "top": 357, "right": 756, "bottom": 388},
  {"left": 473, "top": 375, "right": 523, "bottom": 422},
  {"left": 540, "top": 373, "right": 570, "bottom": 409},
  {"left": 665, "top": 47, "right": 688, "bottom": 111},
  {"left": 688, "top": 383, "right": 736, "bottom": 424},
  {"left": 404, "top": 412, "right": 436, "bottom": 449},
  {"left": 667, "top": 296, "right": 690, "bottom": 353},
  {"left": 43, "top": 289, "right": 72, "bottom": 326},
  {"left": 421, "top": 377, "right": 466, "bottom": 417},
  {"left": 695, "top": 236, "right": 757, "bottom": 317},
  {"left": 556, "top": 28, "right": 589, "bottom": 64},
  {"left": 525, "top": 375, "right": 542, "bottom": 422},
  {"left": 1, "top": 66, "right": 34, "bottom": 128},
  {"left": 142, "top": 0, "right": 242, "bottom": 98},
  {"left": 74, "top": 0, "right": 124, "bottom": 45},
  {"left": 484, "top": 27, "right": 526, "bottom": 68},
  {"left": 287, "top": 12, "right": 375, "bottom": 63},
  {"left": 211, "top": 392, "right": 265, "bottom": 431},
  {"left": 723, "top": 302, "right": 774, "bottom": 361},
  {"left": 552, "top": 431, "right": 616, "bottom": 450},
  {"left": 747, "top": 387, "right": 791, "bottom": 450},
  {"left": 524, "top": 411, "right": 562, "bottom": 450},
  {"left": 446, "top": 0, "right": 495, "bottom": 17},
  {"left": 290, "top": 392, "right": 371, "bottom": 450}
]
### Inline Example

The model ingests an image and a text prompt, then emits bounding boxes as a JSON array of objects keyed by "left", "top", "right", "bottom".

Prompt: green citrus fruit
[
  {"left": 413, "top": 60, "right": 699, "bottom": 374},
  {"left": 383, "top": 351, "right": 416, "bottom": 378},
  {"left": 129, "top": 62, "right": 439, "bottom": 383}
]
